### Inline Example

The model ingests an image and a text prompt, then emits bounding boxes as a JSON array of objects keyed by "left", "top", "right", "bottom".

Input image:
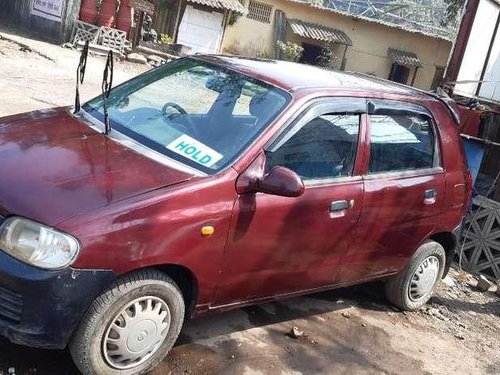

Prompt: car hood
[{"left": 0, "top": 108, "right": 194, "bottom": 225}]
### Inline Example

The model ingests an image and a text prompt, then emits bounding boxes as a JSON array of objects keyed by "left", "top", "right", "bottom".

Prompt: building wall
[
  {"left": 0, "top": 0, "right": 81, "bottom": 43},
  {"left": 221, "top": 0, "right": 452, "bottom": 90},
  {"left": 454, "top": 0, "right": 500, "bottom": 103}
]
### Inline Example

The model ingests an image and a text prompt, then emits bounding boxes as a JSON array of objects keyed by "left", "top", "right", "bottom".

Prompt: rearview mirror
[
  {"left": 256, "top": 166, "right": 305, "bottom": 197},
  {"left": 236, "top": 153, "right": 304, "bottom": 197}
]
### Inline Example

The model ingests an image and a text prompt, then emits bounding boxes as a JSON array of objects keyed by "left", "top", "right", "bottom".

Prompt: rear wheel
[
  {"left": 385, "top": 240, "right": 445, "bottom": 310},
  {"left": 69, "top": 269, "right": 185, "bottom": 375}
]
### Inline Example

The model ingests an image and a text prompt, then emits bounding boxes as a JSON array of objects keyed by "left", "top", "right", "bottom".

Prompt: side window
[
  {"left": 369, "top": 113, "right": 436, "bottom": 174},
  {"left": 267, "top": 114, "right": 360, "bottom": 180}
]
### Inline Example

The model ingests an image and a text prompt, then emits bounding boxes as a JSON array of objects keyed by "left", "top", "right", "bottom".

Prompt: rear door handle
[{"left": 330, "top": 200, "right": 350, "bottom": 212}]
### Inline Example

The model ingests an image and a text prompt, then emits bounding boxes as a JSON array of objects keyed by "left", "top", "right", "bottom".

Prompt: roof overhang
[
  {"left": 132, "top": 0, "right": 155, "bottom": 15},
  {"left": 287, "top": 19, "right": 353, "bottom": 46},
  {"left": 186, "top": 0, "right": 248, "bottom": 14},
  {"left": 388, "top": 48, "right": 423, "bottom": 67}
]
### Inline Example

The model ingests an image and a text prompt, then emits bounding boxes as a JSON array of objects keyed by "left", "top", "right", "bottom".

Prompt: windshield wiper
[
  {"left": 102, "top": 50, "right": 114, "bottom": 135},
  {"left": 74, "top": 41, "right": 89, "bottom": 114}
]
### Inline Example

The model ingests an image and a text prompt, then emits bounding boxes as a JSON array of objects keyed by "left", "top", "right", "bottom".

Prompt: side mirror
[
  {"left": 256, "top": 166, "right": 305, "bottom": 197},
  {"left": 236, "top": 152, "right": 305, "bottom": 197}
]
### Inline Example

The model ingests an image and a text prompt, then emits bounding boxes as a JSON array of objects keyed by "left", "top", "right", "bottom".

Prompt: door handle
[
  {"left": 424, "top": 188, "right": 437, "bottom": 205},
  {"left": 424, "top": 189, "right": 437, "bottom": 199},
  {"left": 330, "top": 200, "right": 350, "bottom": 212}
]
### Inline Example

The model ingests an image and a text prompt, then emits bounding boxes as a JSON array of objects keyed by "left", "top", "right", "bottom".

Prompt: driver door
[{"left": 213, "top": 98, "right": 367, "bottom": 306}]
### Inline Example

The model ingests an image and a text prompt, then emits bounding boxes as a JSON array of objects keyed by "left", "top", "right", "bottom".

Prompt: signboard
[
  {"left": 166, "top": 134, "right": 223, "bottom": 168},
  {"left": 31, "top": 0, "right": 65, "bottom": 22}
]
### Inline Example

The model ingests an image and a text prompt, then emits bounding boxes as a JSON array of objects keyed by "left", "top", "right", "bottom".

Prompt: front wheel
[
  {"left": 385, "top": 240, "right": 445, "bottom": 310},
  {"left": 69, "top": 270, "right": 185, "bottom": 375}
]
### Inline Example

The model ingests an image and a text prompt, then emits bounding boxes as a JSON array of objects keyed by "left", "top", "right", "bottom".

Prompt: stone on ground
[
  {"left": 127, "top": 52, "right": 147, "bottom": 64},
  {"left": 477, "top": 275, "right": 493, "bottom": 292}
]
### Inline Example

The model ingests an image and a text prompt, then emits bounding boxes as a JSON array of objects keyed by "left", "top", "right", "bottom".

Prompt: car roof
[{"left": 193, "top": 54, "right": 429, "bottom": 98}]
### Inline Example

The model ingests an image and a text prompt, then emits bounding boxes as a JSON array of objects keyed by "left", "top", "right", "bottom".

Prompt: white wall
[{"left": 455, "top": 0, "right": 500, "bottom": 101}]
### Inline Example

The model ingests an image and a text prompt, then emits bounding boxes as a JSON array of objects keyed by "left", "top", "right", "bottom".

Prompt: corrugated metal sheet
[
  {"left": 285, "top": 0, "right": 452, "bottom": 41},
  {"left": 186, "top": 0, "right": 247, "bottom": 14},
  {"left": 287, "top": 19, "right": 352, "bottom": 45},
  {"left": 132, "top": 0, "right": 155, "bottom": 15},
  {"left": 388, "top": 48, "right": 422, "bottom": 67}
]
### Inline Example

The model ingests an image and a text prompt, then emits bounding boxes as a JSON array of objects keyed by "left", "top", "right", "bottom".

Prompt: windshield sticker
[{"left": 166, "top": 134, "right": 223, "bottom": 168}]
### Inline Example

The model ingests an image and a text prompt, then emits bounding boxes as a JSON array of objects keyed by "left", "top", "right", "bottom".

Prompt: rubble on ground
[
  {"left": 477, "top": 275, "right": 493, "bottom": 292},
  {"left": 287, "top": 326, "right": 304, "bottom": 339},
  {"left": 126, "top": 52, "right": 148, "bottom": 64}
]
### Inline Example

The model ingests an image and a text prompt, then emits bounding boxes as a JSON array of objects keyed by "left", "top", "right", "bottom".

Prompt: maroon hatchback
[{"left": 0, "top": 56, "right": 471, "bottom": 374}]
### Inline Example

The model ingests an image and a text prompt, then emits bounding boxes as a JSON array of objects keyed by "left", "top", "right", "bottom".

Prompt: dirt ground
[{"left": 0, "top": 23, "right": 499, "bottom": 375}]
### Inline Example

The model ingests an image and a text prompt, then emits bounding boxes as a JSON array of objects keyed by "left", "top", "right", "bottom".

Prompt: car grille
[{"left": 0, "top": 285, "right": 23, "bottom": 323}]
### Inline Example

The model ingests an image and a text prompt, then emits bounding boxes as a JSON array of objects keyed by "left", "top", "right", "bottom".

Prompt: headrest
[{"left": 249, "top": 92, "right": 276, "bottom": 119}]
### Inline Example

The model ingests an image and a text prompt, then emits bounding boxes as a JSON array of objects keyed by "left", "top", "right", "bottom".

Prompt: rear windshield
[{"left": 83, "top": 58, "right": 291, "bottom": 174}]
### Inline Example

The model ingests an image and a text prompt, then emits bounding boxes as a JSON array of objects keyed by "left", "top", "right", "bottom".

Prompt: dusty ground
[
  {"left": 0, "top": 24, "right": 147, "bottom": 116},
  {"left": 0, "top": 23, "right": 499, "bottom": 375}
]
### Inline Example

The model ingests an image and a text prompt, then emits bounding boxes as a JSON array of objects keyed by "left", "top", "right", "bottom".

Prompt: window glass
[
  {"left": 83, "top": 59, "right": 290, "bottom": 174},
  {"left": 369, "top": 113, "right": 435, "bottom": 174},
  {"left": 267, "top": 114, "right": 360, "bottom": 180}
]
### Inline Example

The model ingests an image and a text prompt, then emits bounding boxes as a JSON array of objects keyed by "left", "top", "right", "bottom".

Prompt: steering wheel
[{"left": 161, "top": 102, "right": 200, "bottom": 139}]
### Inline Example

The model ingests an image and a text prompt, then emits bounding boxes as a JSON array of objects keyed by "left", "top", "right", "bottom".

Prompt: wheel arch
[
  {"left": 429, "top": 231, "right": 457, "bottom": 278},
  {"left": 152, "top": 263, "right": 199, "bottom": 318}
]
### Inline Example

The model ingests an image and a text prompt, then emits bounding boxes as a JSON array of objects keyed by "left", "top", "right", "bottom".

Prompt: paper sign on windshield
[{"left": 166, "top": 134, "right": 223, "bottom": 168}]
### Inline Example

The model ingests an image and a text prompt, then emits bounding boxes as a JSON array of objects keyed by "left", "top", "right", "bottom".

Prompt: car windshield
[{"left": 83, "top": 58, "right": 290, "bottom": 173}]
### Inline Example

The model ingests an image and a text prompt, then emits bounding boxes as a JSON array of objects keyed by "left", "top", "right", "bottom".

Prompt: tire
[
  {"left": 69, "top": 269, "right": 185, "bottom": 375},
  {"left": 385, "top": 240, "right": 445, "bottom": 311}
]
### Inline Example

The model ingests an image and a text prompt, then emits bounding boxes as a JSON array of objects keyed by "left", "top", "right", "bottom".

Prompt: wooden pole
[
  {"left": 341, "top": 44, "right": 348, "bottom": 70},
  {"left": 172, "top": 0, "right": 183, "bottom": 42},
  {"left": 134, "top": 10, "right": 144, "bottom": 47},
  {"left": 411, "top": 66, "right": 419, "bottom": 86}
]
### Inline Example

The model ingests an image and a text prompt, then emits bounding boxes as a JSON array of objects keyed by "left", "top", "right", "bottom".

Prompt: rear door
[{"left": 337, "top": 99, "right": 446, "bottom": 282}]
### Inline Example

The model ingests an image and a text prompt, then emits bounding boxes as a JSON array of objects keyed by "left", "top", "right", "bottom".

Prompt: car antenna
[
  {"left": 74, "top": 40, "right": 89, "bottom": 114},
  {"left": 101, "top": 49, "right": 114, "bottom": 135}
]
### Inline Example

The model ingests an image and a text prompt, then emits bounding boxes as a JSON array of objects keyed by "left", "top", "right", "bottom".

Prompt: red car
[{"left": 0, "top": 56, "right": 471, "bottom": 374}]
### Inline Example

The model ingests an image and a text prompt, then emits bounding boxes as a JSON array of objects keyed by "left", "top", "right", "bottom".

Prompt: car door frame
[{"left": 211, "top": 97, "right": 370, "bottom": 308}]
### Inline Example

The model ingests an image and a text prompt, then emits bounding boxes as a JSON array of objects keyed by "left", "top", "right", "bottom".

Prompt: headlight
[{"left": 0, "top": 217, "right": 80, "bottom": 269}]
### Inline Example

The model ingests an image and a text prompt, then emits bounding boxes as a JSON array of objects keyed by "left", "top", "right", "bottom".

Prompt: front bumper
[{"left": 0, "top": 250, "right": 115, "bottom": 349}]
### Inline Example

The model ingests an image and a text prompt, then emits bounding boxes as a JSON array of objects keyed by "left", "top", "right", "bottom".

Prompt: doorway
[
  {"left": 300, "top": 42, "right": 323, "bottom": 65},
  {"left": 177, "top": 6, "right": 224, "bottom": 54},
  {"left": 389, "top": 64, "right": 410, "bottom": 84}
]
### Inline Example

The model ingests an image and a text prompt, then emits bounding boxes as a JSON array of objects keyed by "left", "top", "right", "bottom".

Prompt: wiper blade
[
  {"left": 74, "top": 41, "right": 89, "bottom": 114},
  {"left": 102, "top": 50, "right": 114, "bottom": 135}
]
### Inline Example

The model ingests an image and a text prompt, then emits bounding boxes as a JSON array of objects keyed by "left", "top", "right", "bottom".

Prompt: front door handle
[
  {"left": 424, "top": 189, "right": 437, "bottom": 199},
  {"left": 330, "top": 200, "right": 350, "bottom": 212},
  {"left": 424, "top": 188, "right": 437, "bottom": 205}
]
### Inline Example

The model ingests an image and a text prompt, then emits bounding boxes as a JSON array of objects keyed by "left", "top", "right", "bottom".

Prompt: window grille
[{"left": 247, "top": 1, "right": 273, "bottom": 23}]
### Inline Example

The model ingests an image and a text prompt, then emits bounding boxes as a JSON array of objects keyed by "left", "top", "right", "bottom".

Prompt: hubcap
[
  {"left": 408, "top": 256, "right": 440, "bottom": 301},
  {"left": 103, "top": 296, "right": 171, "bottom": 370}
]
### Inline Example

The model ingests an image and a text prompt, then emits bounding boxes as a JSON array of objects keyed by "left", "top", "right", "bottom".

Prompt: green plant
[
  {"left": 316, "top": 44, "right": 333, "bottom": 67},
  {"left": 276, "top": 41, "right": 304, "bottom": 62},
  {"left": 159, "top": 34, "right": 173, "bottom": 45}
]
